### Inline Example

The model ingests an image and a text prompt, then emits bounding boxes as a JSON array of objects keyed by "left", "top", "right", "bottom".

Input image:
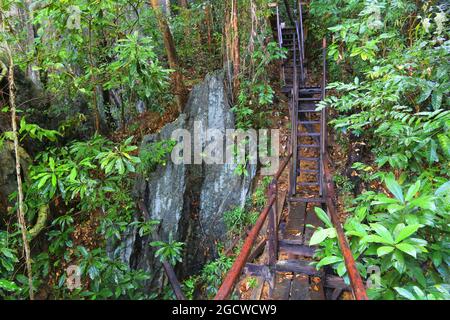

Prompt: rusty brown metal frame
[
  {"left": 214, "top": 153, "right": 293, "bottom": 300},
  {"left": 289, "top": 26, "right": 300, "bottom": 197},
  {"left": 319, "top": 39, "right": 368, "bottom": 300},
  {"left": 323, "top": 153, "right": 368, "bottom": 300}
]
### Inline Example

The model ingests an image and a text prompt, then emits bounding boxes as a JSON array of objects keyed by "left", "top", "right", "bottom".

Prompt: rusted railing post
[
  {"left": 214, "top": 196, "right": 276, "bottom": 300},
  {"left": 323, "top": 154, "right": 369, "bottom": 300},
  {"left": 267, "top": 180, "right": 278, "bottom": 266},
  {"left": 214, "top": 154, "right": 292, "bottom": 300},
  {"left": 320, "top": 38, "right": 327, "bottom": 197}
]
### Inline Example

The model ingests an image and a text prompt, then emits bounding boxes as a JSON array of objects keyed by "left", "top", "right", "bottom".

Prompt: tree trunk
[
  {"left": 205, "top": 4, "right": 212, "bottom": 52},
  {"left": 150, "top": 0, "right": 187, "bottom": 113},
  {"left": 178, "top": 0, "right": 189, "bottom": 8},
  {"left": 4, "top": 46, "right": 35, "bottom": 301},
  {"left": 231, "top": 0, "right": 240, "bottom": 96}
]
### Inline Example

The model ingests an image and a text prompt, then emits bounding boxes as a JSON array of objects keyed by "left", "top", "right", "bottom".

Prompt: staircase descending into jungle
[
  {"left": 268, "top": 1, "right": 330, "bottom": 300},
  {"left": 212, "top": 1, "right": 368, "bottom": 301},
  {"left": 165, "top": 1, "right": 368, "bottom": 301}
]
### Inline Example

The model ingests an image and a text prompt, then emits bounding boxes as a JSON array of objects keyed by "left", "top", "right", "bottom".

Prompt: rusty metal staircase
[
  {"left": 165, "top": 1, "right": 369, "bottom": 301},
  {"left": 278, "top": 2, "right": 327, "bottom": 204},
  {"left": 212, "top": 1, "right": 367, "bottom": 301}
]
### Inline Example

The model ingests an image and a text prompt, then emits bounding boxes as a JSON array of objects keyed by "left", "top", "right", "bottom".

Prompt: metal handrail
[
  {"left": 297, "top": 1, "right": 306, "bottom": 85},
  {"left": 319, "top": 38, "right": 326, "bottom": 196},
  {"left": 323, "top": 153, "right": 369, "bottom": 300},
  {"left": 214, "top": 153, "right": 293, "bottom": 300}
]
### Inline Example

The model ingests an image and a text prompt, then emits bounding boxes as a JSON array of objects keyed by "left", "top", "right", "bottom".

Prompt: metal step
[
  {"left": 299, "top": 182, "right": 320, "bottom": 186},
  {"left": 297, "top": 157, "right": 320, "bottom": 162},
  {"left": 298, "top": 109, "right": 320, "bottom": 113},
  {"left": 289, "top": 197, "right": 325, "bottom": 203},
  {"left": 299, "top": 97, "right": 321, "bottom": 102},
  {"left": 299, "top": 120, "right": 321, "bottom": 125},
  {"left": 298, "top": 132, "right": 321, "bottom": 136},
  {"left": 298, "top": 144, "right": 320, "bottom": 148},
  {"left": 299, "top": 87, "right": 322, "bottom": 95},
  {"left": 299, "top": 169, "right": 320, "bottom": 173},
  {"left": 298, "top": 157, "right": 319, "bottom": 161}
]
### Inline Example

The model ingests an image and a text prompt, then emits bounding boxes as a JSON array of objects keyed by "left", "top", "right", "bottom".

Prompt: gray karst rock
[{"left": 117, "top": 71, "right": 256, "bottom": 289}]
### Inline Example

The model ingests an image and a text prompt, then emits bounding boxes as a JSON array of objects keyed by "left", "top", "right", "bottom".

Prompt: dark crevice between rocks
[{"left": 177, "top": 167, "right": 205, "bottom": 279}]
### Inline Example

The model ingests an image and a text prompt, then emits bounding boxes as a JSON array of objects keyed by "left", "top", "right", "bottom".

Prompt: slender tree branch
[{"left": 5, "top": 44, "right": 35, "bottom": 300}]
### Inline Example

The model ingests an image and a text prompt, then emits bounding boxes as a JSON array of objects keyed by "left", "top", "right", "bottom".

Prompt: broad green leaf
[
  {"left": 435, "top": 181, "right": 450, "bottom": 196},
  {"left": 337, "top": 262, "right": 346, "bottom": 277},
  {"left": 413, "top": 286, "right": 426, "bottom": 299},
  {"left": 362, "top": 234, "right": 393, "bottom": 245},
  {"left": 316, "top": 256, "right": 343, "bottom": 268},
  {"left": 77, "top": 246, "right": 89, "bottom": 258},
  {"left": 37, "top": 175, "right": 50, "bottom": 189},
  {"left": 396, "top": 243, "right": 417, "bottom": 258},
  {"left": 394, "top": 287, "right": 415, "bottom": 300},
  {"left": 0, "top": 279, "right": 19, "bottom": 292},
  {"left": 377, "top": 246, "right": 394, "bottom": 257},
  {"left": 69, "top": 167, "right": 77, "bottom": 181},
  {"left": 370, "top": 223, "right": 394, "bottom": 244},
  {"left": 431, "top": 251, "right": 442, "bottom": 267},
  {"left": 405, "top": 181, "right": 421, "bottom": 202},
  {"left": 410, "top": 196, "right": 436, "bottom": 211},
  {"left": 115, "top": 158, "right": 125, "bottom": 175},
  {"left": 51, "top": 174, "right": 57, "bottom": 187},
  {"left": 314, "top": 207, "right": 332, "bottom": 228},
  {"left": 385, "top": 175, "right": 404, "bottom": 202},
  {"left": 309, "top": 229, "right": 328, "bottom": 246},
  {"left": 49, "top": 157, "right": 55, "bottom": 171},
  {"left": 392, "top": 251, "right": 405, "bottom": 273},
  {"left": 395, "top": 224, "right": 421, "bottom": 243}
]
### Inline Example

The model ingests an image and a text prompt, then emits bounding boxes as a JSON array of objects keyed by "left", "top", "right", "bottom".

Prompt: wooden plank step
[
  {"left": 324, "top": 275, "right": 350, "bottom": 290},
  {"left": 284, "top": 203, "right": 306, "bottom": 240},
  {"left": 290, "top": 274, "right": 311, "bottom": 300},
  {"left": 279, "top": 243, "right": 315, "bottom": 257},
  {"left": 271, "top": 273, "right": 292, "bottom": 300},
  {"left": 243, "top": 263, "right": 270, "bottom": 278},
  {"left": 310, "top": 276, "right": 326, "bottom": 300},
  {"left": 279, "top": 238, "right": 304, "bottom": 246},
  {"left": 276, "top": 260, "right": 318, "bottom": 275}
]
